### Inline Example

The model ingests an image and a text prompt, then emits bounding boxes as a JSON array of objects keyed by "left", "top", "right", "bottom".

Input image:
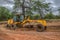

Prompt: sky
[
  {"left": 0, "top": 0, "right": 60, "bottom": 15},
  {"left": 0, "top": 0, "right": 14, "bottom": 10},
  {"left": 45, "top": 0, "right": 60, "bottom": 15}
]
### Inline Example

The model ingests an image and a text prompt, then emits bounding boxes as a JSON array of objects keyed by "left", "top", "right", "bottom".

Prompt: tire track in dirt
[{"left": 0, "top": 24, "right": 60, "bottom": 40}]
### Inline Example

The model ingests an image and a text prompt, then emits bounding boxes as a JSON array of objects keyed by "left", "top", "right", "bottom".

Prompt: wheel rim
[{"left": 36, "top": 24, "right": 45, "bottom": 32}]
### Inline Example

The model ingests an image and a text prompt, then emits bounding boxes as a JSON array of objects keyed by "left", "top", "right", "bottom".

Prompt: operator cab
[{"left": 13, "top": 14, "right": 24, "bottom": 22}]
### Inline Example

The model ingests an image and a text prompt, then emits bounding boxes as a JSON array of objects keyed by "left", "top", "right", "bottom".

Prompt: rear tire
[
  {"left": 12, "top": 24, "right": 17, "bottom": 30},
  {"left": 6, "top": 24, "right": 17, "bottom": 30},
  {"left": 6, "top": 24, "right": 11, "bottom": 29}
]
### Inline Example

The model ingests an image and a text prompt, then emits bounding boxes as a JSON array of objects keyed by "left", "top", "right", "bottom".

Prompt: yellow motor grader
[{"left": 6, "top": 14, "right": 47, "bottom": 32}]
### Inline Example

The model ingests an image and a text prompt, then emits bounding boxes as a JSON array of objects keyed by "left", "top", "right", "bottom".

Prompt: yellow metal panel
[
  {"left": 37, "top": 20, "right": 47, "bottom": 26},
  {"left": 8, "top": 19, "right": 13, "bottom": 24}
]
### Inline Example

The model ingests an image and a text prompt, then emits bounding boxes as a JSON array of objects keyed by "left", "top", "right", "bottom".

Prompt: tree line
[{"left": 0, "top": 0, "right": 60, "bottom": 21}]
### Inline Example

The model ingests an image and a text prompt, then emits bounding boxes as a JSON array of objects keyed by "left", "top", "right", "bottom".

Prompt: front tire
[{"left": 36, "top": 24, "right": 45, "bottom": 32}]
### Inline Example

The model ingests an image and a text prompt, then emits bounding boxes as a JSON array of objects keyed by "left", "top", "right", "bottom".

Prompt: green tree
[
  {"left": 0, "top": 6, "right": 12, "bottom": 21},
  {"left": 32, "top": 0, "right": 50, "bottom": 19},
  {"left": 13, "top": 0, "right": 21, "bottom": 13},
  {"left": 44, "top": 12, "right": 55, "bottom": 19},
  {"left": 57, "top": 8, "right": 60, "bottom": 18},
  {"left": 58, "top": 8, "right": 60, "bottom": 15},
  {"left": 13, "top": 0, "right": 50, "bottom": 18},
  {"left": 33, "top": 14, "right": 40, "bottom": 19}
]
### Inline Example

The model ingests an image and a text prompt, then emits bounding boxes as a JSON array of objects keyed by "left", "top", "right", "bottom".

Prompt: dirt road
[{"left": 0, "top": 24, "right": 60, "bottom": 40}]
